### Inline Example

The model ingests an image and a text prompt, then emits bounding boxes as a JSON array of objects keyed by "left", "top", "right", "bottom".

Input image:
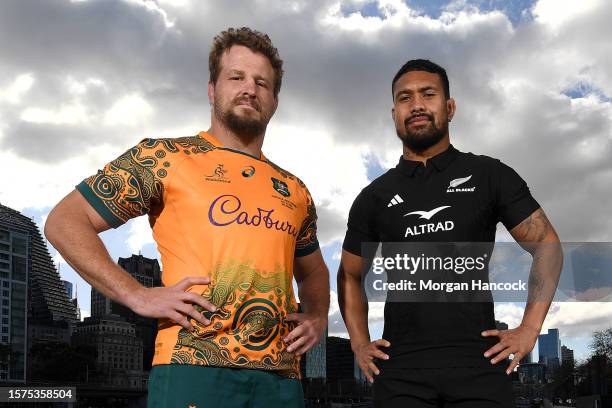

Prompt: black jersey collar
[{"left": 396, "top": 144, "right": 459, "bottom": 176}]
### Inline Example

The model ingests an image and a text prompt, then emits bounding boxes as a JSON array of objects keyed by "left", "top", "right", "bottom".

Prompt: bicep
[
  {"left": 48, "top": 189, "right": 113, "bottom": 234},
  {"left": 509, "top": 208, "right": 559, "bottom": 249},
  {"left": 338, "top": 249, "right": 367, "bottom": 282},
  {"left": 294, "top": 248, "right": 328, "bottom": 283}
]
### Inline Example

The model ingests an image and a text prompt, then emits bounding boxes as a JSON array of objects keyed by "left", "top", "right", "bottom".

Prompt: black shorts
[{"left": 373, "top": 365, "right": 515, "bottom": 408}]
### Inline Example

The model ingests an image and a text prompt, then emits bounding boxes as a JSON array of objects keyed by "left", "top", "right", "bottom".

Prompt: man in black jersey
[{"left": 338, "top": 60, "right": 563, "bottom": 407}]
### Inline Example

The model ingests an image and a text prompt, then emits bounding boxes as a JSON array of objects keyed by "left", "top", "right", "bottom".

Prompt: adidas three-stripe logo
[{"left": 387, "top": 194, "right": 404, "bottom": 207}]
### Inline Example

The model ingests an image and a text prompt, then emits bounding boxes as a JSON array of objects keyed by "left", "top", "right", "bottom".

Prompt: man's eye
[
  {"left": 257, "top": 81, "right": 267, "bottom": 87},
  {"left": 424, "top": 92, "right": 435, "bottom": 97}
]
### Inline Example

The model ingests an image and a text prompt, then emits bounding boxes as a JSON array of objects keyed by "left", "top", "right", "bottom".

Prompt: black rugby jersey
[{"left": 343, "top": 144, "right": 540, "bottom": 368}]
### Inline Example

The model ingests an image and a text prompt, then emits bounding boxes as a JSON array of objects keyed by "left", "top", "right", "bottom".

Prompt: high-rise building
[
  {"left": 72, "top": 298, "right": 81, "bottom": 322},
  {"left": 520, "top": 351, "right": 533, "bottom": 365},
  {"left": 72, "top": 314, "right": 144, "bottom": 388},
  {"left": 517, "top": 362, "right": 547, "bottom": 384},
  {"left": 326, "top": 336, "right": 354, "bottom": 383},
  {"left": 561, "top": 345, "right": 574, "bottom": 367},
  {"left": 0, "top": 203, "right": 78, "bottom": 383},
  {"left": 62, "top": 280, "right": 73, "bottom": 299},
  {"left": 538, "top": 328, "right": 561, "bottom": 370},
  {"left": 495, "top": 320, "right": 509, "bottom": 330},
  {"left": 61, "top": 280, "right": 82, "bottom": 321},
  {"left": 303, "top": 327, "right": 326, "bottom": 379},
  {"left": 91, "top": 254, "right": 161, "bottom": 369}
]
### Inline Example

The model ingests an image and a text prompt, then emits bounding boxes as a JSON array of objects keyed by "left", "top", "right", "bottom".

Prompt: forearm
[
  {"left": 296, "top": 263, "right": 330, "bottom": 319},
  {"left": 338, "top": 267, "right": 370, "bottom": 351},
  {"left": 521, "top": 241, "right": 563, "bottom": 332},
  {"left": 45, "top": 208, "right": 144, "bottom": 310}
]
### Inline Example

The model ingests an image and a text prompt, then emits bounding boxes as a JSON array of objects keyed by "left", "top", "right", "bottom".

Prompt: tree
[{"left": 589, "top": 328, "right": 612, "bottom": 361}]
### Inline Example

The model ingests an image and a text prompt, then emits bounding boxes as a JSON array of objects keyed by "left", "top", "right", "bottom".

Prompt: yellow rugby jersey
[{"left": 76, "top": 131, "right": 319, "bottom": 378}]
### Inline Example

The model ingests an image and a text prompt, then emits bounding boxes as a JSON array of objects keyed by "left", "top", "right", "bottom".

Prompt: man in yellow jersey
[{"left": 45, "top": 27, "right": 329, "bottom": 408}]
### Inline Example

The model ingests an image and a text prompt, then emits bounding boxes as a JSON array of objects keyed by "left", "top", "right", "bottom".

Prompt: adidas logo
[{"left": 387, "top": 194, "right": 404, "bottom": 207}]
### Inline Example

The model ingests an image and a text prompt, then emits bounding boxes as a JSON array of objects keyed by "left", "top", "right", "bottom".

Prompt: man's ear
[
  {"left": 391, "top": 106, "right": 396, "bottom": 122},
  {"left": 271, "top": 95, "right": 279, "bottom": 116},
  {"left": 447, "top": 97, "right": 456, "bottom": 122},
  {"left": 208, "top": 81, "right": 215, "bottom": 104}
]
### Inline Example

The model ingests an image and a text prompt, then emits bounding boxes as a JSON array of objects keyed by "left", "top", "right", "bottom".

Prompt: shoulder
[
  {"left": 108, "top": 135, "right": 217, "bottom": 185},
  {"left": 350, "top": 168, "right": 396, "bottom": 204},
  {"left": 265, "top": 159, "right": 309, "bottom": 191},
  {"left": 456, "top": 149, "right": 503, "bottom": 168},
  {"left": 453, "top": 150, "right": 513, "bottom": 180},
  {"left": 134, "top": 135, "right": 217, "bottom": 156},
  {"left": 265, "top": 160, "right": 316, "bottom": 210}
]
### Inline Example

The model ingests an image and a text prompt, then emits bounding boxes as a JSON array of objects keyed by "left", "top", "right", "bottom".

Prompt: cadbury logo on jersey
[
  {"left": 403, "top": 205, "right": 454, "bottom": 236},
  {"left": 208, "top": 194, "right": 298, "bottom": 237}
]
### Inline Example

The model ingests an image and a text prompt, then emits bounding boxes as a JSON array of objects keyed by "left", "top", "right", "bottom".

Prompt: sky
[{"left": 2, "top": 0, "right": 612, "bottom": 364}]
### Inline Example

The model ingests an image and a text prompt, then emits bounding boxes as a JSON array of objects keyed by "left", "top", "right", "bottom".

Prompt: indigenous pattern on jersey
[{"left": 77, "top": 131, "right": 319, "bottom": 378}]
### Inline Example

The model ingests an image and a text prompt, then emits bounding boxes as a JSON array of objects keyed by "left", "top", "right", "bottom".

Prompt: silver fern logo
[{"left": 447, "top": 175, "right": 476, "bottom": 192}]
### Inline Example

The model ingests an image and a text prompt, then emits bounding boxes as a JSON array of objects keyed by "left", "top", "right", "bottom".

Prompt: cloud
[
  {"left": 543, "top": 302, "right": 612, "bottom": 337},
  {"left": 532, "top": 0, "right": 602, "bottom": 30},
  {"left": 126, "top": 216, "right": 155, "bottom": 254},
  {"left": 2, "top": 0, "right": 611, "bottom": 242},
  {"left": 494, "top": 302, "right": 526, "bottom": 328},
  {"left": 2, "top": 0, "right": 612, "bottom": 359},
  {"left": 327, "top": 289, "right": 385, "bottom": 337},
  {"left": 0, "top": 73, "right": 34, "bottom": 104}
]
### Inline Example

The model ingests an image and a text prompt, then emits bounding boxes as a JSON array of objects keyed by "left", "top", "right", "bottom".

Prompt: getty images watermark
[{"left": 360, "top": 242, "right": 612, "bottom": 303}]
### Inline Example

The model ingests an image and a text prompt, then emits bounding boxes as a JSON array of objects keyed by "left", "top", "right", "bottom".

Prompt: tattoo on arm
[
  {"left": 527, "top": 254, "right": 545, "bottom": 301},
  {"left": 511, "top": 209, "right": 562, "bottom": 303},
  {"left": 511, "top": 209, "right": 552, "bottom": 243}
]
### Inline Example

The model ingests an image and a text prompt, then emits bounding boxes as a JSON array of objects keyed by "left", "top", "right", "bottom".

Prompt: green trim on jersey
[
  {"left": 148, "top": 364, "right": 304, "bottom": 408},
  {"left": 76, "top": 181, "right": 124, "bottom": 228}
]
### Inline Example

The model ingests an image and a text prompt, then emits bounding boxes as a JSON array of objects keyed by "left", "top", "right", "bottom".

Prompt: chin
[{"left": 234, "top": 107, "right": 260, "bottom": 119}]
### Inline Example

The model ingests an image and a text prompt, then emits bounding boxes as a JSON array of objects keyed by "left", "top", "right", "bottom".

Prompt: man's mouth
[
  {"left": 235, "top": 99, "right": 259, "bottom": 112},
  {"left": 407, "top": 115, "right": 430, "bottom": 124}
]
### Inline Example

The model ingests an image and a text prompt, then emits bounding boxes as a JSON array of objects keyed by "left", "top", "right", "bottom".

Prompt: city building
[
  {"left": 518, "top": 362, "right": 547, "bottom": 384},
  {"left": 495, "top": 320, "right": 509, "bottom": 330},
  {"left": 520, "top": 350, "right": 533, "bottom": 365},
  {"left": 72, "top": 314, "right": 144, "bottom": 388},
  {"left": 561, "top": 345, "right": 574, "bottom": 367},
  {"left": 303, "top": 328, "right": 326, "bottom": 379},
  {"left": 0, "top": 203, "right": 78, "bottom": 383},
  {"left": 91, "top": 254, "right": 161, "bottom": 369},
  {"left": 327, "top": 336, "right": 354, "bottom": 383},
  {"left": 538, "top": 328, "right": 561, "bottom": 370},
  {"left": 62, "top": 280, "right": 73, "bottom": 299}
]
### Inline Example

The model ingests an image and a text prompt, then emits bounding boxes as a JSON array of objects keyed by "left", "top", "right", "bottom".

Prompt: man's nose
[
  {"left": 240, "top": 78, "right": 257, "bottom": 97},
  {"left": 409, "top": 94, "right": 426, "bottom": 113}
]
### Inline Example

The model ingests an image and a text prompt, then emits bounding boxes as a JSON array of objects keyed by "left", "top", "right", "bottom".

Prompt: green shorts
[{"left": 147, "top": 364, "right": 304, "bottom": 408}]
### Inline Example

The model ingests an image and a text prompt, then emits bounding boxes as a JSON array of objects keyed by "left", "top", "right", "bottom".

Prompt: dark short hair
[
  {"left": 392, "top": 59, "right": 450, "bottom": 100},
  {"left": 209, "top": 27, "right": 284, "bottom": 97}
]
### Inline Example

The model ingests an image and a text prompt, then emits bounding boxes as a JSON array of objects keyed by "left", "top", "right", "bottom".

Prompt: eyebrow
[
  {"left": 227, "top": 69, "right": 269, "bottom": 83},
  {"left": 395, "top": 86, "right": 438, "bottom": 98}
]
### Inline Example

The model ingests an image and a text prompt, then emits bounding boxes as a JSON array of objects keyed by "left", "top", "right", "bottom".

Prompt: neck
[
  {"left": 402, "top": 134, "right": 451, "bottom": 165},
  {"left": 208, "top": 120, "right": 265, "bottom": 159}
]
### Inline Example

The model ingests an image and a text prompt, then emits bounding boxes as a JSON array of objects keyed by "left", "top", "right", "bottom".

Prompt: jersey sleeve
[
  {"left": 494, "top": 160, "right": 541, "bottom": 231},
  {"left": 76, "top": 138, "right": 168, "bottom": 228},
  {"left": 295, "top": 184, "right": 320, "bottom": 257},
  {"left": 342, "top": 187, "right": 379, "bottom": 257}
]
